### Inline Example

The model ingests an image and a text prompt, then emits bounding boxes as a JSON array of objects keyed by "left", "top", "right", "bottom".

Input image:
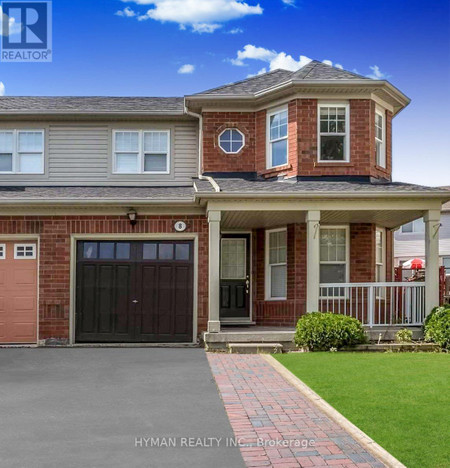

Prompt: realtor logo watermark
[{"left": 1, "top": 1, "right": 52, "bottom": 61}]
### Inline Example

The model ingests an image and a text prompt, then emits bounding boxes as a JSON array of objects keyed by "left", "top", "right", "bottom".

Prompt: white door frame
[{"left": 69, "top": 233, "right": 199, "bottom": 345}]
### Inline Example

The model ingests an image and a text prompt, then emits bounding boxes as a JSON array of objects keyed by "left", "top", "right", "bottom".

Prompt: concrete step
[{"left": 227, "top": 343, "right": 283, "bottom": 354}]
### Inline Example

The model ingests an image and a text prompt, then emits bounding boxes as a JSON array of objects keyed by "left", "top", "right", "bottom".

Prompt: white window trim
[
  {"left": 112, "top": 129, "right": 171, "bottom": 175},
  {"left": 0, "top": 243, "right": 5, "bottom": 259},
  {"left": 0, "top": 129, "right": 45, "bottom": 174},
  {"left": 266, "top": 106, "right": 289, "bottom": 169},
  {"left": 319, "top": 225, "right": 350, "bottom": 294},
  {"left": 218, "top": 128, "right": 245, "bottom": 154},
  {"left": 265, "top": 227, "right": 287, "bottom": 301},
  {"left": 14, "top": 243, "right": 37, "bottom": 260},
  {"left": 375, "top": 227, "right": 386, "bottom": 283},
  {"left": 317, "top": 102, "right": 350, "bottom": 163},
  {"left": 375, "top": 107, "right": 386, "bottom": 168}
]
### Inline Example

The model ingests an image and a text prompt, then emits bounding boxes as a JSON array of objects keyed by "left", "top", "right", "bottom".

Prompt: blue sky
[{"left": 0, "top": 0, "right": 449, "bottom": 186}]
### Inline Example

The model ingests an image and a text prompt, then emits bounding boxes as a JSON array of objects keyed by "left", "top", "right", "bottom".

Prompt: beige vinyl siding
[
  {"left": 48, "top": 125, "right": 109, "bottom": 180},
  {"left": 0, "top": 120, "right": 198, "bottom": 186}
]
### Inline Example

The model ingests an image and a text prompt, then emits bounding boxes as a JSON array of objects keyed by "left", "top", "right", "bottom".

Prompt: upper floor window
[
  {"left": 113, "top": 130, "right": 170, "bottom": 174},
  {"left": 0, "top": 130, "right": 44, "bottom": 174},
  {"left": 219, "top": 129, "right": 245, "bottom": 154},
  {"left": 375, "top": 109, "right": 386, "bottom": 168},
  {"left": 318, "top": 104, "right": 349, "bottom": 162},
  {"left": 267, "top": 107, "right": 288, "bottom": 168},
  {"left": 401, "top": 219, "right": 424, "bottom": 234}
]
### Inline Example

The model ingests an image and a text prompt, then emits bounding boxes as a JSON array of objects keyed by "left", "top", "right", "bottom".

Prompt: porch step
[
  {"left": 203, "top": 329, "right": 296, "bottom": 352},
  {"left": 227, "top": 343, "right": 283, "bottom": 354}
]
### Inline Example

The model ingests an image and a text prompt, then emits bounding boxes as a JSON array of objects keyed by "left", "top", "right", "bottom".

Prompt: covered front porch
[{"left": 203, "top": 196, "right": 442, "bottom": 347}]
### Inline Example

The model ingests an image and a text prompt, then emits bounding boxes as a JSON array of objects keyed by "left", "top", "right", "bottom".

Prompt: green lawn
[{"left": 274, "top": 352, "right": 450, "bottom": 468}]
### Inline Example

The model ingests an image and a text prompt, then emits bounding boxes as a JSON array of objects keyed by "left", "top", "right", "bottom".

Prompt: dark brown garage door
[{"left": 75, "top": 240, "right": 194, "bottom": 343}]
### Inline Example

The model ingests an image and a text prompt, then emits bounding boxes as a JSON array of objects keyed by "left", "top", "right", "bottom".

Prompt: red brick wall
[
  {"left": 202, "top": 112, "right": 256, "bottom": 173},
  {"left": 254, "top": 222, "right": 379, "bottom": 326},
  {"left": 202, "top": 99, "right": 393, "bottom": 180},
  {"left": 254, "top": 223, "right": 306, "bottom": 326},
  {"left": 0, "top": 215, "right": 209, "bottom": 341},
  {"left": 350, "top": 223, "right": 376, "bottom": 282}
]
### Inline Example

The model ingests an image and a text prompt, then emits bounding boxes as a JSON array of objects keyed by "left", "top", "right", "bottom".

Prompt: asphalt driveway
[{"left": 0, "top": 348, "right": 244, "bottom": 468}]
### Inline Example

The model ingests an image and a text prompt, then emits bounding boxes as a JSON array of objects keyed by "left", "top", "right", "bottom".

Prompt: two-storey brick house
[{"left": 0, "top": 61, "right": 448, "bottom": 346}]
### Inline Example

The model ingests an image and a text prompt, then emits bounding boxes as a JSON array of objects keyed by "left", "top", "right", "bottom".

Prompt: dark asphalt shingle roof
[
  {"left": 194, "top": 61, "right": 369, "bottom": 96},
  {"left": 194, "top": 177, "right": 448, "bottom": 194},
  {"left": 0, "top": 97, "right": 185, "bottom": 113},
  {"left": 0, "top": 185, "right": 194, "bottom": 201}
]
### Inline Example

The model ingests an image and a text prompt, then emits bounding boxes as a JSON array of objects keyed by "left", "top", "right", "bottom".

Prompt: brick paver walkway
[{"left": 208, "top": 354, "right": 385, "bottom": 468}]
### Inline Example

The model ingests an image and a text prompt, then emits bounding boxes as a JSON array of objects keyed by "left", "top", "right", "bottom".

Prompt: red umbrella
[{"left": 403, "top": 258, "right": 425, "bottom": 269}]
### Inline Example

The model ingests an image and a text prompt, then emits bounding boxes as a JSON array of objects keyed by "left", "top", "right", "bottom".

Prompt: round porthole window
[{"left": 218, "top": 129, "right": 245, "bottom": 154}]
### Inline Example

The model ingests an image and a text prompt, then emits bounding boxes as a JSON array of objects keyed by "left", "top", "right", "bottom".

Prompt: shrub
[
  {"left": 395, "top": 328, "right": 413, "bottom": 343},
  {"left": 424, "top": 305, "right": 450, "bottom": 349},
  {"left": 295, "top": 312, "right": 366, "bottom": 351}
]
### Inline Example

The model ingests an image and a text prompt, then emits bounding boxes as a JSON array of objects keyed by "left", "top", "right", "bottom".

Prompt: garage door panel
[
  {"left": 76, "top": 240, "right": 193, "bottom": 343},
  {"left": 79, "top": 264, "right": 97, "bottom": 334},
  {"left": 139, "top": 265, "right": 157, "bottom": 336},
  {"left": 114, "top": 265, "right": 132, "bottom": 335},
  {"left": 13, "top": 269, "right": 36, "bottom": 286},
  {"left": 0, "top": 322, "right": 6, "bottom": 339},
  {"left": 98, "top": 265, "right": 114, "bottom": 334},
  {"left": 157, "top": 266, "right": 173, "bottom": 336},
  {"left": 0, "top": 241, "right": 37, "bottom": 344},
  {"left": 9, "top": 322, "right": 36, "bottom": 340},
  {"left": 174, "top": 266, "right": 192, "bottom": 335},
  {"left": 12, "top": 296, "right": 36, "bottom": 312}
]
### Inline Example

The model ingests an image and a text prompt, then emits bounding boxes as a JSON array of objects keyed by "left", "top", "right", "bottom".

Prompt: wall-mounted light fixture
[{"left": 127, "top": 208, "right": 137, "bottom": 226}]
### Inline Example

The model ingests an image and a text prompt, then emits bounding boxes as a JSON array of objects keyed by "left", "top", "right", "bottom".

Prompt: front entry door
[{"left": 220, "top": 234, "right": 250, "bottom": 319}]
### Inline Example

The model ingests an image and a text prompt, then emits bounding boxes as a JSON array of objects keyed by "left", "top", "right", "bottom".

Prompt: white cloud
[
  {"left": 247, "top": 67, "right": 267, "bottom": 78},
  {"left": 226, "top": 27, "right": 243, "bottom": 34},
  {"left": 115, "top": 6, "right": 137, "bottom": 17},
  {"left": 125, "top": 0, "right": 263, "bottom": 33},
  {"left": 322, "top": 59, "right": 332, "bottom": 66},
  {"left": 230, "top": 44, "right": 311, "bottom": 71},
  {"left": 0, "top": 82, "right": 5, "bottom": 96},
  {"left": 191, "top": 23, "right": 221, "bottom": 33},
  {"left": 230, "top": 44, "right": 277, "bottom": 66},
  {"left": 178, "top": 63, "right": 195, "bottom": 74},
  {"left": 0, "top": 7, "right": 23, "bottom": 36},
  {"left": 281, "top": 0, "right": 296, "bottom": 5},
  {"left": 335, "top": 63, "right": 343, "bottom": 70},
  {"left": 366, "top": 65, "right": 389, "bottom": 79}
]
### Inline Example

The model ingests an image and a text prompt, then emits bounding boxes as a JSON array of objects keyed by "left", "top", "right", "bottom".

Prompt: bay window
[
  {"left": 114, "top": 130, "right": 170, "bottom": 174},
  {"left": 320, "top": 227, "right": 349, "bottom": 284},
  {"left": 0, "top": 130, "right": 44, "bottom": 173},
  {"left": 266, "top": 228, "right": 287, "bottom": 299},
  {"left": 375, "top": 109, "right": 386, "bottom": 167},
  {"left": 267, "top": 107, "right": 288, "bottom": 168},
  {"left": 318, "top": 104, "right": 349, "bottom": 161}
]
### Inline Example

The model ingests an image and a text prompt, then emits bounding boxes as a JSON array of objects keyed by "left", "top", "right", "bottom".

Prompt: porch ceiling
[{"left": 220, "top": 209, "right": 425, "bottom": 230}]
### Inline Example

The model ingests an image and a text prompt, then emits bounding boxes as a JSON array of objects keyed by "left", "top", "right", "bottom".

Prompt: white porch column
[
  {"left": 208, "top": 210, "right": 221, "bottom": 333},
  {"left": 424, "top": 209, "right": 441, "bottom": 315},
  {"left": 306, "top": 210, "right": 321, "bottom": 312}
]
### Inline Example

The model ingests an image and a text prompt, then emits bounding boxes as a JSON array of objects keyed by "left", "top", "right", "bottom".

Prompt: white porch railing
[{"left": 319, "top": 282, "right": 426, "bottom": 327}]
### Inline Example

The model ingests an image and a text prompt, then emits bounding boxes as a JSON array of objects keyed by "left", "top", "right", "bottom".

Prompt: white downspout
[{"left": 185, "top": 104, "right": 220, "bottom": 193}]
